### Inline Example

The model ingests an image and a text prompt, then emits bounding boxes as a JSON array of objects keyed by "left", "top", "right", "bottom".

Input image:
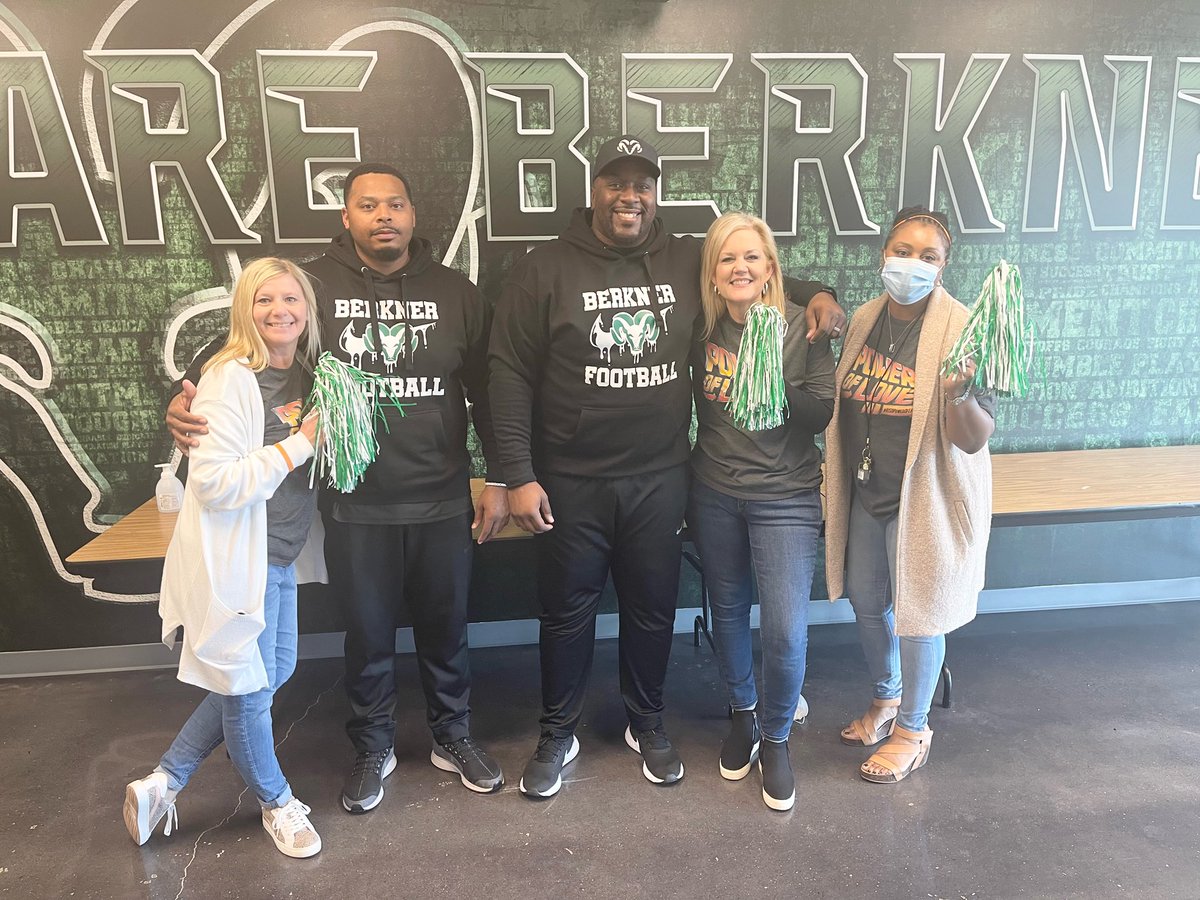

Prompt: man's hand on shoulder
[
  {"left": 166, "top": 380, "right": 208, "bottom": 455},
  {"left": 804, "top": 291, "right": 848, "bottom": 343},
  {"left": 508, "top": 481, "right": 554, "bottom": 533}
]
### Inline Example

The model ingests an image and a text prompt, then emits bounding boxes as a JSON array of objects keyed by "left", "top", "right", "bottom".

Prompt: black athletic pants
[
  {"left": 536, "top": 464, "right": 687, "bottom": 737},
  {"left": 323, "top": 510, "right": 474, "bottom": 752}
]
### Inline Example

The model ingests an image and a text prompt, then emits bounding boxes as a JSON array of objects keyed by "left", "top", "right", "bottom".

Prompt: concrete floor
[{"left": 2, "top": 600, "right": 1198, "bottom": 900}]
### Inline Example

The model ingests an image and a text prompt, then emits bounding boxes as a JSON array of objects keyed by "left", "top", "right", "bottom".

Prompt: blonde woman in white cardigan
[
  {"left": 824, "top": 207, "right": 995, "bottom": 784},
  {"left": 123, "top": 258, "right": 325, "bottom": 856}
]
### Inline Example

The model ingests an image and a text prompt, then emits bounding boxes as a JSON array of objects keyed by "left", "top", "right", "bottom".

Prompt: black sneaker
[
  {"left": 720, "top": 708, "right": 761, "bottom": 781},
  {"left": 431, "top": 736, "right": 504, "bottom": 794},
  {"left": 341, "top": 747, "right": 397, "bottom": 814},
  {"left": 759, "top": 738, "right": 795, "bottom": 811},
  {"left": 518, "top": 732, "right": 580, "bottom": 799},
  {"left": 624, "top": 725, "right": 684, "bottom": 785}
]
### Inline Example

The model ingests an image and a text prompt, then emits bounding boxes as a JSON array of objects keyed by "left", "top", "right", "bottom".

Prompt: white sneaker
[
  {"left": 794, "top": 693, "right": 810, "bottom": 726},
  {"left": 262, "top": 798, "right": 322, "bottom": 858},
  {"left": 123, "top": 772, "right": 178, "bottom": 846}
]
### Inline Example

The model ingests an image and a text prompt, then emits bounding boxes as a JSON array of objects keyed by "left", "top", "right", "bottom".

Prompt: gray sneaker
[
  {"left": 431, "top": 737, "right": 504, "bottom": 793},
  {"left": 123, "top": 772, "right": 178, "bottom": 846},
  {"left": 341, "top": 747, "right": 397, "bottom": 814}
]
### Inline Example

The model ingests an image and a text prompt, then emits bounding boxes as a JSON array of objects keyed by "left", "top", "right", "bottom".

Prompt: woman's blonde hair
[
  {"left": 699, "top": 212, "right": 785, "bottom": 339},
  {"left": 203, "top": 257, "right": 321, "bottom": 375}
]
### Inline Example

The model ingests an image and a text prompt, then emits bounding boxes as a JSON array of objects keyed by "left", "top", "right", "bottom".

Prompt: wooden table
[
  {"left": 69, "top": 448, "right": 1200, "bottom": 568},
  {"left": 66, "top": 499, "right": 178, "bottom": 566},
  {"left": 66, "top": 477, "right": 528, "bottom": 569},
  {"left": 67, "top": 447, "right": 1200, "bottom": 569},
  {"left": 69, "top": 448, "right": 1196, "bottom": 714},
  {"left": 990, "top": 445, "right": 1200, "bottom": 525}
]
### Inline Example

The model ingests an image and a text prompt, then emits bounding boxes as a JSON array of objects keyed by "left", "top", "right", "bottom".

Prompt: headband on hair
[{"left": 891, "top": 214, "right": 952, "bottom": 248}]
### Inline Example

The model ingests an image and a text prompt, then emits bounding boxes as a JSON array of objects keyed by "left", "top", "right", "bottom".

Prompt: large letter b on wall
[{"left": 465, "top": 53, "right": 589, "bottom": 241}]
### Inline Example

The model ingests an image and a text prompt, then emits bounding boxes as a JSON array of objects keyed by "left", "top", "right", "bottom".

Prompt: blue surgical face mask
[{"left": 881, "top": 257, "right": 941, "bottom": 305}]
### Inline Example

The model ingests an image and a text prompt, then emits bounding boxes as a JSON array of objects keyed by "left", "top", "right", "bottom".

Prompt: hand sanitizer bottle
[{"left": 154, "top": 463, "right": 184, "bottom": 513}]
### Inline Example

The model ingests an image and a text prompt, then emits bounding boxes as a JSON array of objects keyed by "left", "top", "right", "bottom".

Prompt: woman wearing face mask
[
  {"left": 823, "top": 206, "right": 995, "bottom": 784},
  {"left": 688, "top": 213, "right": 837, "bottom": 810}
]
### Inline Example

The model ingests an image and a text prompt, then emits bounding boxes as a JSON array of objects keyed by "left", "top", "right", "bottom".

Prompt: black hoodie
[
  {"left": 183, "top": 232, "right": 498, "bottom": 517},
  {"left": 489, "top": 209, "right": 702, "bottom": 485}
]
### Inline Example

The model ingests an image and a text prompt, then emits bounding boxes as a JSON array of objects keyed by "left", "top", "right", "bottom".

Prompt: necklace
[
  {"left": 886, "top": 310, "right": 925, "bottom": 355},
  {"left": 855, "top": 309, "right": 923, "bottom": 488}
]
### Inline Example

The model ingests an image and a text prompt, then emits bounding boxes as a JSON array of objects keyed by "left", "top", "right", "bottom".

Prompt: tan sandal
[
  {"left": 839, "top": 697, "right": 900, "bottom": 746},
  {"left": 859, "top": 725, "right": 932, "bottom": 784}
]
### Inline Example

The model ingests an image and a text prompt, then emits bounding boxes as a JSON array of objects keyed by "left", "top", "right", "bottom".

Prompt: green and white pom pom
[
  {"left": 306, "top": 352, "right": 404, "bottom": 493},
  {"left": 727, "top": 302, "right": 789, "bottom": 431},
  {"left": 942, "top": 260, "right": 1037, "bottom": 397}
]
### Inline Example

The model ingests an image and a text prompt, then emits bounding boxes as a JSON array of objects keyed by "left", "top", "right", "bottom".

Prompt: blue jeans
[
  {"left": 845, "top": 491, "right": 945, "bottom": 732},
  {"left": 687, "top": 480, "right": 821, "bottom": 741},
  {"left": 157, "top": 564, "right": 299, "bottom": 808}
]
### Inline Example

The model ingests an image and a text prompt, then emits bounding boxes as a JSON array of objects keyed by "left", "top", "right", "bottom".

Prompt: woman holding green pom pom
[
  {"left": 687, "top": 213, "right": 837, "bottom": 811},
  {"left": 824, "top": 207, "right": 995, "bottom": 785},
  {"left": 124, "top": 258, "right": 327, "bottom": 858}
]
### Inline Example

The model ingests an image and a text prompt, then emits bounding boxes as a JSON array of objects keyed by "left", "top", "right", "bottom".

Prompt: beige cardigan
[{"left": 824, "top": 288, "right": 993, "bottom": 637}]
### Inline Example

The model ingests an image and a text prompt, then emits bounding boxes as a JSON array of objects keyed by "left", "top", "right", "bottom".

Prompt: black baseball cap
[{"left": 593, "top": 135, "right": 661, "bottom": 179}]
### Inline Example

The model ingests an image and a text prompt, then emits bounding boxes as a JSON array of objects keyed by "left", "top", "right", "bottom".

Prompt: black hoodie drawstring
[
  {"left": 398, "top": 273, "right": 412, "bottom": 371},
  {"left": 361, "top": 266, "right": 382, "bottom": 364},
  {"left": 361, "top": 267, "right": 413, "bottom": 371},
  {"left": 639, "top": 250, "right": 655, "bottom": 290}
]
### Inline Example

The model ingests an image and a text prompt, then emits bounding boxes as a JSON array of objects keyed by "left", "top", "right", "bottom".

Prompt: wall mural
[{"left": 1, "top": 0, "right": 1197, "bottom": 649}]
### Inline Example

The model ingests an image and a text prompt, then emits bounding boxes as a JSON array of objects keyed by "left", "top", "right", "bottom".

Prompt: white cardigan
[{"left": 159, "top": 359, "right": 316, "bottom": 695}]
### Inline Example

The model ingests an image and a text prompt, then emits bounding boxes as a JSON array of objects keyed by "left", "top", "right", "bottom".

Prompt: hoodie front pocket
[
  {"left": 566, "top": 405, "right": 673, "bottom": 466},
  {"left": 391, "top": 407, "right": 448, "bottom": 459},
  {"left": 367, "top": 406, "right": 453, "bottom": 492}
]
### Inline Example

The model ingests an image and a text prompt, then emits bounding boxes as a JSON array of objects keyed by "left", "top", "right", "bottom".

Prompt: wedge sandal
[
  {"left": 839, "top": 697, "right": 901, "bottom": 747},
  {"left": 859, "top": 725, "right": 932, "bottom": 784}
]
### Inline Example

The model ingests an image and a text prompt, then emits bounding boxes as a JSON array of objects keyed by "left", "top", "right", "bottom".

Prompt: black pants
[
  {"left": 537, "top": 465, "right": 687, "bottom": 737},
  {"left": 323, "top": 511, "right": 474, "bottom": 751}
]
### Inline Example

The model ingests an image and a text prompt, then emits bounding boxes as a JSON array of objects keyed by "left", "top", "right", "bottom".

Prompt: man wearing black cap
[{"left": 489, "top": 136, "right": 845, "bottom": 798}]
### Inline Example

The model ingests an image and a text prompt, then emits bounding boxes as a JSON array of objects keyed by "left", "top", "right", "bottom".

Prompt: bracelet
[
  {"left": 948, "top": 384, "right": 974, "bottom": 407},
  {"left": 485, "top": 481, "right": 508, "bottom": 488}
]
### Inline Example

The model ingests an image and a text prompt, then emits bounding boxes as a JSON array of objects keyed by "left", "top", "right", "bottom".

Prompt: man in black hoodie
[
  {"left": 167, "top": 164, "right": 509, "bottom": 812},
  {"left": 489, "top": 136, "right": 846, "bottom": 799}
]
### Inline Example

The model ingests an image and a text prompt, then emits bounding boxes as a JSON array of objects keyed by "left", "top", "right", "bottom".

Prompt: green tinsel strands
[
  {"left": 305, "top": 352, "right": 403, "bottom": 492},
  {"left": 941, "top": 260, "right": 1037, "bottom": 397},
  {"left": 727, "top": 302, "right": 788, "bottom": 431}
]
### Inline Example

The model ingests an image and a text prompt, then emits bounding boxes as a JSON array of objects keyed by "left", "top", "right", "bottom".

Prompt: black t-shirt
[
  {"left": 691, "top": 302, "right": 835, "bottom": 499},
  {"left": 257, "top": 363, "right": 317, "bottom": 565},
  {"left": 839, "top": 311, "right": 996, "bottom": 519}
]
